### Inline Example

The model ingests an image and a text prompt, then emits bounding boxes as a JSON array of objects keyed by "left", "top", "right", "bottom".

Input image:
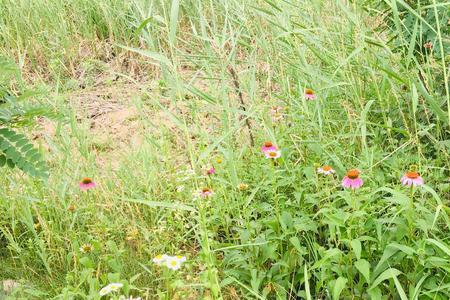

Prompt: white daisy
[
  {"left": 165, "top": 256, "right": 182, "bottom": 270},
  {"left": 99, "top": 283, "right": 123, "bottom": 296},
  {"left": 175, "top": 255, "right": 187, "bottom": 262},
  {"left": 152, "top": 254, "right": 168, "bottom": 265}
]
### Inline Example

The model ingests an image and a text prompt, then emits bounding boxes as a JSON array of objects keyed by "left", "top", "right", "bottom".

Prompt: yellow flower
[{"left": 237, "top": 183, "right": 249, "bottom": 191}]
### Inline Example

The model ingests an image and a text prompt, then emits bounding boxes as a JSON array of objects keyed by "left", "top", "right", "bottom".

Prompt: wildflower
[
  {"left": 176, "top": 185, "right": 185, "bottom": 192},
  {"left": 199, "top": 187, "right": 214, "bottom": 198},
  {"left": 265, "top": 150, "right": 281, "bottom": 159},
  {"left": 152, "top": 254, "right": 168, "bottom": 265},
  {"left": 304, "top": 88, "right": 316, "bottom": 100},
  {"left": 237, "top": 183, "right": 249, "bottom": 191},
  {"left": 317, "top": 165, "right": 335, "bottom": 175},
  {"left": 269, "top": 106, "right": 284, "bottom": 122},
  {"left": 165, "top": 256, "right": 185, "bottom": 270},
  {"left": 68, "top": 204, "right": 76, "bottom": 212},
  {"left": 175, "top": 255, "right": 187, "bottom": 262},
  {"left": 261, "top": 141, "right": 277, "bottom": 153},
  {"left": 99, "top": 283, "right": 123, "bottom": 296},
  {"left": 401, "top": 171, "right": 424, "bottom": 187},
  {"left": 342, "top": 169, "right": 363, "bottom": 189},
  {"left": 206, "top": 167, "right": 215, "bottom": 175},
  {"left": 216, "top": 158, "right": 223, "bottom": 164},
  {"left": 79, "top": 178, "right": 96, "bottom": 191},
  {"left": 424, "top": 42, "right": 433, "bottom": 49},
  {"left": 80, "top": 243, "right": 93, "bottom": 253}
]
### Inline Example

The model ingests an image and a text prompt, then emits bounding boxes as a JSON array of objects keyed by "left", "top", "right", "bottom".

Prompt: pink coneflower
[
  {"left": 79, "top": 178, "right": 96, "bottom": 190},
  {"left": 206, "top": 167, "right": 215, "bottom": 175},
  {"left": 261, "top": 141, "right": 277, "bottom": 153},
  {"left": 199, "top": 187, "right": 213, "bottom": 198},
  {"left": 342, "top": 169, "right": 363, "bottom": 189},
  {"left": 265, "top": 150, "right": 281, "bottom": 159},
  {"left": 401, "top": 171, "right": 424, "bottom": 187},
  {"left": 317, "top": 165, "right": 335, "bottom": 175},
  {"left": 304, "top": 88, "right": 316, "bottom": 100}
]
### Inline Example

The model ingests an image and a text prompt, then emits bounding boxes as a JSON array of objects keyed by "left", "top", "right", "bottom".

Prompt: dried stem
[{"left": 227, "top": 65, "right": 255, "bottom": 147}]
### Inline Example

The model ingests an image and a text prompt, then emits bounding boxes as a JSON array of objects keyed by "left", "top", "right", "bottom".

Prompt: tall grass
[{"left": 1, "top": 0, "right": 450, "bottom": 299}]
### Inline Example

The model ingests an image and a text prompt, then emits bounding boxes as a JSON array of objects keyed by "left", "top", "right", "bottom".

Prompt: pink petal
[
  {"left": 261, "top": 146, "right": 277, "bottom": 152},
  {"left": 350, "top": 178, "right": 363, "bottom": 189},
  {"left": 341, "top": 177, "right": 352, "bottom": 188},
  {"left": 412, "top": 176, "right": 424, "bottom": 186}
]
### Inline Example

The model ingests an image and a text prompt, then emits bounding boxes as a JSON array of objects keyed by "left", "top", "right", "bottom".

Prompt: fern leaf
[{"left": 0, "top": 127, "right": 48, "bottom": 178}]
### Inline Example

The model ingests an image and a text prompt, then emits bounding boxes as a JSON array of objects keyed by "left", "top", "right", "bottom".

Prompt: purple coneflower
[
  {"left": 401, "top": 171, "right": 424, "bottom": 187},
  {"left": 261, "top": 141, "right": 277, "bottom": 153},
  {"left": 304, "top": 88, "right": 316, "bottom": 100},
  {"left": 79, "top": 178, "right": 96, "bottom": 190},
  {"left": 317, "top": 165, "right": 335, "bottom": 175},
  {"left": 342, "top": 169, "right": 363, "bottom": 189}
]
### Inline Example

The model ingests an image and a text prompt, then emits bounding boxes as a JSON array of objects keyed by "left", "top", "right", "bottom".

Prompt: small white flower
[
  {"left": 99, "top": 283, "right": 123, "bottom": 296},
  {"left": 175, "top": 255, "right": 187, "bottom": 262},
  {"left": 165, "top": 256, "right": 183, "bottom": 270},
  {"left": 152, "top": 254, "right": 168, "bottom": 265}
]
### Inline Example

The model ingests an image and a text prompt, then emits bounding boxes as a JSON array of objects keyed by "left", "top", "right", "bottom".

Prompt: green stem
[
  {"left": 408, "top": 185, "right": 415, "bottom": 238},
  {"left": 272, "top": 161, "right": 281, "bottom": 236}
]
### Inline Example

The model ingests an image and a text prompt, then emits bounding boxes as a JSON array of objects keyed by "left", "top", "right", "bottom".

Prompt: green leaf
[
  {"left": 355, "top": 259, "right": 371, "bottom": 283},
  {"left": 289, "top": 236, "right": 303, "bottom": 253},
  {"left": 118, "top": 45, "right": 172, "bottom": 67},
  {"left": 332, "top": 277, "right": 348, "bottom": 300},
  {"left": 392, "top": 272, "right": 408, "bottom": 300},
  {"left": 351, "top": 239, "right": 362, "bottom": 260},
  {"left": 426, "top": 238, "right": 450, "bottom": 257},
  {"left": 168, "top": 0, "right": 180, "bottom": 46},
  {"left": 304, "top": 265, "right": 312, "bottom": 300},
  {"left": 0, "top": 128, "right": 47, "bottom": 178},
  {"left": 369, "top": 268, "right": 402, "bottom": 290}
]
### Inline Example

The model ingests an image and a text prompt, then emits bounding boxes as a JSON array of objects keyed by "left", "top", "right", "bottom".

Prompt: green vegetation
[{"left": 0, "top": 0, "right": 449, "bottom": 299}]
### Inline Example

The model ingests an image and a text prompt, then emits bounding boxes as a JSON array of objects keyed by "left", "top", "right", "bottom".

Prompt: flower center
[
  {"left": 171, "top": 261, "right": 177, "bottom": 266},
  {"left": 156, "top": 255, "right": 162, "bottom": 259},
  {"left": 269, "top": 151, "right": 277, "bottom": 157},
  {"left": 406, "top": 171, "right": 419, "bottom": 179},
  {"left": 347, "top": 169, "right": 360, "bottom": 179},
  {"left": 82, "top": 178, "right": 92, "bottom": 184},
  {"left": 202, "top": 188, "right": 210, "bottom": 193},
  {"left": 322, "top": 165, "right": 332, "bottom": 171},
  {"left": 305, "top": 88, "right": 314, "bottom": 95},
  {"left": 264, "top": 141, "right": 273, "bottom": 147}
]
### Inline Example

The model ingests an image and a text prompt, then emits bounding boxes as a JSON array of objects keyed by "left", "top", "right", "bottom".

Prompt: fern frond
[{"left": 0, "top": 127, "right": 48, "bottom": 178}]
